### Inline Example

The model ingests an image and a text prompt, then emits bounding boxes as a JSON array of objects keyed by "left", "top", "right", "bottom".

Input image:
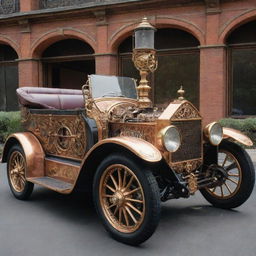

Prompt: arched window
[
  {"left": 0, "top": 44, "right": 19, "bottom": 111},
  {"left": 118, "top": 28, "right": 200, "bottom": 108},
  {"left": 227, "top": 20, "right": 256, "bottom": 116},
  {"left": 42, "top": 39, "right": 95, "bottom": 89}
]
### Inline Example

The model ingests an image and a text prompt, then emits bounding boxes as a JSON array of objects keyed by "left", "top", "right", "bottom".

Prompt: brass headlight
[
  {"left": 159, "top": 125, "right": 181, "bottom": 152},
  {"left": 204, "top": 122, "right": 223, "bottom": 146}
]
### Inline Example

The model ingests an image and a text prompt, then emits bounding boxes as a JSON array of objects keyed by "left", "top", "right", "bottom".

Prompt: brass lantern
[{"left": 132, "top": 17, "right": 157, "bottom": 109}]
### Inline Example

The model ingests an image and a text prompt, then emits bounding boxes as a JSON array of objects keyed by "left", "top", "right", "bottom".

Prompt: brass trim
[{"left": 203, "top": 122, "right": 223, "bottom": 146}]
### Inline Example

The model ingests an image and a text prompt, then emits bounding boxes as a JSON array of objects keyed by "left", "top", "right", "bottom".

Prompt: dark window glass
[
  {"left": 230, "top": 48, "right": 256, "bottom": 115},
  {"left": 118, "top": 28, "right": 200, "bottom": 108},
  {"left": 155, "top": 52, "right": 199, "bottom": 108},
  {"left": 0, "top": 45, "right": 19, "bottom": 111},
  {"left": 227, "top": 20, "right": 256, "bottom": 116}
]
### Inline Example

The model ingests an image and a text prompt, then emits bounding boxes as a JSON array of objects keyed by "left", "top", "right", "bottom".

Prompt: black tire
[
  {"left": 7, "top": 144, "right": 34, "bottom": 200},
  {"left": 200, "top": 140, "right": 255, "bottom": 209},
  {"left": 93, "top": 154, "right": 161, "bottom": 245}
]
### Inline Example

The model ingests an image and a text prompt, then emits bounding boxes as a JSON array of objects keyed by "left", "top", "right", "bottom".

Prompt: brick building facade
[{"left": 0, "top": 0, "right": 255, "bottom": 125}]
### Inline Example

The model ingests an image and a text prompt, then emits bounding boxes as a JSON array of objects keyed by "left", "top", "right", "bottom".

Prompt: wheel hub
[{"left": 112, "top": 191, "right": 125, "bottom": 207}]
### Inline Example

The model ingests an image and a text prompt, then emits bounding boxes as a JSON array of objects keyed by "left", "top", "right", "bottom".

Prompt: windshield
[{"left": 89, "top": 75, "right": 137, "bottom": 99}]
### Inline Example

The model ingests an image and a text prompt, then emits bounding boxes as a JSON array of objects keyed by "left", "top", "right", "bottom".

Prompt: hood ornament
[{"left": 177, "top": 86, "right": 185, "bottom": 100}]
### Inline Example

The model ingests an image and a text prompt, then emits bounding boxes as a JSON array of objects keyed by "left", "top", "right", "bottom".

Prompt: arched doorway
[
  {"left": 0, "top": 44, "right": 19, "bottom": 111},
  {"left": 227, "top": 20, "right": 256, "bottom": 116},
  {"left": 118, "top": 28, "right": 200, "bottom": 108},
  {"left": 42, "top": 39, "right": 95, "bottom": 89}
]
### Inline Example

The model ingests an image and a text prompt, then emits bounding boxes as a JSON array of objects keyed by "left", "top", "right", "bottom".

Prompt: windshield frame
[{"left": 88, "top": 75, "right": 138, "bottom": 100}]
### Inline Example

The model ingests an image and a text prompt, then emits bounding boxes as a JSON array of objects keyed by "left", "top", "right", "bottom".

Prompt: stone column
[
  {"left": 199, "top": 46, "right": 227, "bottom": 126},
  {"left": 200, "top": 1, "right": 227, "bottom": 125},
  {"left": 18, "top": 19, "right": 41, "bottom": 87}
]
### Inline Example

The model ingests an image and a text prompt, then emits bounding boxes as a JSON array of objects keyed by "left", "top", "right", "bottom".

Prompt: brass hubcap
[
  {"left": 207, "top": 150, "right": 242, "bottom": 199},
  {"left": 99, "top": 164, "right": 145, "bottom": 233},
  {"left": 8, "top": 151, "right": 26, "bottom": 193}
]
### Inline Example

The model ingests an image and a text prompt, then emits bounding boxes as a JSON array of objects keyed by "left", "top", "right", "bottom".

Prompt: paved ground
[{"left": 0, "top": 155, "right": 256, "bottom": 256}]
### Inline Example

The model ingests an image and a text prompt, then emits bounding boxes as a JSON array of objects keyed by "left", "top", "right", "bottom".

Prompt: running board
[{"left": 27, "top": 177, "right": 73, "bottom": 194}]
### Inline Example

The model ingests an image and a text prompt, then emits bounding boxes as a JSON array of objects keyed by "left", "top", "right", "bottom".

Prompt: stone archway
[{"left": 41, "top": 39, "right": 95, "bottom": 89}]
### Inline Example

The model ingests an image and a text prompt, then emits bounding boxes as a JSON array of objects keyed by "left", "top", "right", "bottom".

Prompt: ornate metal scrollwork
[
  {"left": 23, "top": 112, "right": 87, "bottom": 160},
  {"left": 173, "top": 103, "right": 201, "bottom": 120},
  {"left": 0, "top": 0, "right": 19, "bottom": 15}
]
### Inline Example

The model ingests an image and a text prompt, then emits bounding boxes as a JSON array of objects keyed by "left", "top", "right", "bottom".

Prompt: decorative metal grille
[
  {"left": 40, "top": 0, "right": 95, "bottom": 9},
  {"left": 0, "top": 0, "right": 19, "bottom": 15},
  {"left": 171, "top": 120, "right": 202, "bottom": 162}
]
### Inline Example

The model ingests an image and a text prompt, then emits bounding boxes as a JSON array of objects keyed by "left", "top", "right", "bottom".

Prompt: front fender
[
  {"left": 1, "top": 132, "right": 45, "bottom": 177},
  {"left": 85, "top": 136, "right": 162, "bottom": 163},
  {"left": 223, "top": 127, "right": 253, "bottom": 146}
]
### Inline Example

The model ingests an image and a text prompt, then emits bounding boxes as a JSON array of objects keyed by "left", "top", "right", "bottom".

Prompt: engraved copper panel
[
  {"left": 109, "top": 122, "right": 156, "bottom": 145},
  {"left": 171, "top": 120, "right": 201, "bottom": 162},
  {"left": 45, "top": 159, "right": 80, "bottom": 184},
  {"left": 22, "top": 112, "right": 87, "bottom": 160}
]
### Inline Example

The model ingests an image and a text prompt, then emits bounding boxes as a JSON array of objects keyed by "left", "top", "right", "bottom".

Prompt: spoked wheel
[
  {"left": 201, "top": 140, "right": 255, "bottom": 209},
  {"left": 7, "top": 145, "right": 34, "bottom": 200},
  {"left": 93, "top": 154, "right": 161, "bottom": 245}
]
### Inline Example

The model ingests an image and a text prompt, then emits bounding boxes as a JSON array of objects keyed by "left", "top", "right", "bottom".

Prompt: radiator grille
[{"left": 171, "top": 120, "right": 202, "bottom": 162}]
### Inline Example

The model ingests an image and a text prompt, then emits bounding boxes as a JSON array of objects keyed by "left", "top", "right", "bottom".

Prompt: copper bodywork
[
  {"left": 3, "top": 81, "right": 252, "bottom": 196},
  {"left": 3, "top": 132, "right": 45, "bottom": 178},
  {"left": 223, "top": 127, "right": 253, "bottom": 146}
]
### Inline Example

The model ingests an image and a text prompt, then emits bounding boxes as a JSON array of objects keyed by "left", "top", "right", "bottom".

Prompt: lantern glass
[{"left": 135, "top": 29, "right": 155, "bottom": 49}]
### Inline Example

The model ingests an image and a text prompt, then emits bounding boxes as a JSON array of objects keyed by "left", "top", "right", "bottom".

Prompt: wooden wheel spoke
[
  {"left": 124, "top": 187, "right": 141, "bottom": 196},
  {"left": 125, "top": 176, "right": 134, "bottom": 191},
  {"left": 109, "top": 174, "right": 118, "bottom": 190},
  {"left": 126, "top": 198, "right": 143, "bottom": 204},
  {"left": 229, "top": 173, "right": 239, "bottom": 177},
  {"left": 126, "top": 202, "right": 142, "bottom": 216},
  {"left": 227, "top": 177, "right": 238, "bottom": 185},
  {"left": 106, "top": 184, "right": 116, "bottom": 193},
  {"left": 113, "top": 205, "right": 119, "bottom": 215},
  {"left": 226, "top": 162, "right": 237, "bottom": 172},
  {"left": 224, "top": 182, "right": 232, "bottom": 194},
  {"left": 107, "top": 203, "right": 116, "bottom": 210},
  {"left": 118, "top": 208, "right": 122, "bottom": 223},
  {"left": 220, "top": 186, "right": 224, "bottom": 197},
  {"left": 118, "top": 168, "right": 122, "bottom": 189},
  {"left": 122, "top": 208, "right": 129, "bottom": 226},
  {"left": 103, "top": 194, "right": 114, "bottom": 198},
  {"left": 123, "top": 170, "right": 127, "bottom": 188},
  {"left": 125, "top": 206, "right": 137, "bottom": 224},
  {"left": 222, "top": 154, "right": 228, "bottom": 167}
]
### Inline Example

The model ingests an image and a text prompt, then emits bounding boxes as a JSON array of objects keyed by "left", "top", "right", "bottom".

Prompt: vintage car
[{"left": 1, "top": 74, "right": 255, "bottom": 245}]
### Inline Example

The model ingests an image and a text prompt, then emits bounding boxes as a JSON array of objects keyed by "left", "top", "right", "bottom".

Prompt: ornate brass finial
[{"left": 177, "top": 86, "right": 185, "bottom": 100}]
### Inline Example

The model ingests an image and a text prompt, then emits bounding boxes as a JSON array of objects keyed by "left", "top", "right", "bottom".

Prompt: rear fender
[
  {"left": 1, "top": 132, "right": 45, "bottom": 177},
  {"left": 223, "top": 127, "right": 253, "bottom": 147}
]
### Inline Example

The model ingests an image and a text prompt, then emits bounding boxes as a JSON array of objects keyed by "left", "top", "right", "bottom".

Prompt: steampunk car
[{"left": 1, "top": 18, "right": 255, "bottom": 245}]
